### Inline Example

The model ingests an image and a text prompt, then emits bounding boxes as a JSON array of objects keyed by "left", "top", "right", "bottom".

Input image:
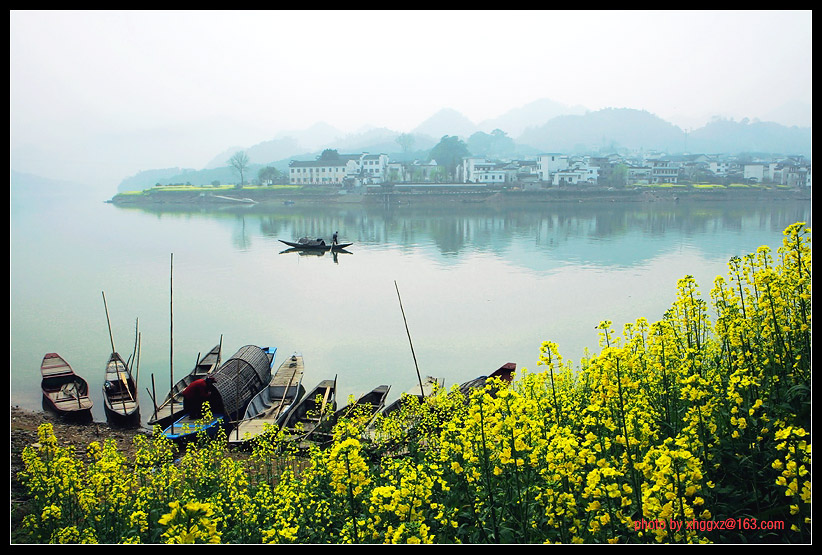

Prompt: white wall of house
[
  {"left": 744, "top": 164, "right": 766, "bottom": 182},
  {"left": 537, "top": 153, "right": 569, "bottom": 181}
]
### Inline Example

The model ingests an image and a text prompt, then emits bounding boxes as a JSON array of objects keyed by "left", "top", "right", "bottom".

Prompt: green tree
[
  {"left": 228, "top": 151, "right": 250, "bottom": 188},
  {"left": 428, "top": 135, "right": 470, "bottom": 182},
  {"left": 467, "top": 129, "right": 516, "bottom": 158},
  {"left": 258, "top": 166, "right": 281, "bottom": 186},
  {"left": 318, "top": 149, "right": 340, "bottom": 161}
]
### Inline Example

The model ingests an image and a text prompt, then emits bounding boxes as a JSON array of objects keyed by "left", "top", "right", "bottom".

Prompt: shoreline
[{"left": 108, "top": 184, "right": 811, "bottom": 207}]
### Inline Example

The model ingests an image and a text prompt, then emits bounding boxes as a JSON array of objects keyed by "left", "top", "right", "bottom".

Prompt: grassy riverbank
[{"left": 12, "top": 222, "right": 810, "bottom": 544}]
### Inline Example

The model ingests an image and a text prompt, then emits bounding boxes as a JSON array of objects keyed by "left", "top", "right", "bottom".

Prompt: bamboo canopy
[{"left": 210, "top": 345, "right": 274, "bottom": 422}]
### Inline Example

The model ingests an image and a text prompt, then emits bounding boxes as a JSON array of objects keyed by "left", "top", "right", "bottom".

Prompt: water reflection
[
  {"left": 279, "top": 247, "right": 353, "bottom": 264},
  {"left": 127, "top": 198, "right": 811, "bottom": 269}
]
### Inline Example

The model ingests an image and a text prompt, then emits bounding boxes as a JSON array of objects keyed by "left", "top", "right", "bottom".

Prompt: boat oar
[{"left": 274, "top": 362, "right": 300, "bottom": 421}]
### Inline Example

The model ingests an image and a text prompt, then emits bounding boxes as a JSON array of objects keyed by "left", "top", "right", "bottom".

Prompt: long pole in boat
[
  {"left": 134, "top": 332, "right": 141, "bottom": 398},
  {"left": 149, "top": 374, "right": 159, "bottom": 420},
  {"left": 102, "top": 291, "right": 116, "bottom": 354},
  {"left": 102, "top": 291, "right": 133, "bottom": 411},
  {"left": 169, "top": 253, "right": 174, "bottom": 435},
  {"left": 394, "top": 281, "right": 426, "bottom": 399}
]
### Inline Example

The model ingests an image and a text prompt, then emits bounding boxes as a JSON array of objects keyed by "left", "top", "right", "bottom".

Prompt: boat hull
[
  {"left": 40, "top": 353, "right": 94, "bottom": 421},
  {"left": 229, "top": 353, "right": 306, "bottom": 445},
  {"left": 163, "top": 413, "right": 225, "bottom": 443},
  {"left": 102, "top": 352, "right": 141, "bottom": 428},
  {"left": 279, "top": 240, "right": 353, "bottom": 251}
]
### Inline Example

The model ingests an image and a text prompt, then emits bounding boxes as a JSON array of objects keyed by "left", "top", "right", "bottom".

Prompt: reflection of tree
[
  {"left": 125, "top": 199, "right": 811, "bottom": 268},
  {"left": 231, "top": 215, "right": 251, "bottom": 251}
]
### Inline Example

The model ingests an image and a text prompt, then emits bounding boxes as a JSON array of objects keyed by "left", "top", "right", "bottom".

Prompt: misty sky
[{"left": 10, "top": 10, "right": 812, "bottom": 190}]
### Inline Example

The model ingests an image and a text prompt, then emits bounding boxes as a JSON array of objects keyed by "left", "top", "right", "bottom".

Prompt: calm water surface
[{"left": 10, "top": 190, "right": 811, "bottom": 427}]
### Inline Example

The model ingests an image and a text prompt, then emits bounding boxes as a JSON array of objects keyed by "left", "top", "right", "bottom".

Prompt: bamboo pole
[
  {"left": 169, "top": 253, "right": 174, "bottom": 434},
  {"left": 102, "top": 291, "right": 116, "bottom": 354},
  {"left": 150, "top": 374, "right": 159, "bottom": 420},
  {"left": 394, "top": 281, "right": 426, "bottom": 398}
]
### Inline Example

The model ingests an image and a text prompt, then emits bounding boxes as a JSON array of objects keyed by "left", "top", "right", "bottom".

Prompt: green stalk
[{"left": 477, "top": 400, "right": 501, "bottom": 542}]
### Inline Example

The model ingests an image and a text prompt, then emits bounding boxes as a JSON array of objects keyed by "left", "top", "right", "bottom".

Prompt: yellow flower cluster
[{"left": 16, "top": 223, "right": 810, "bottom": 544}]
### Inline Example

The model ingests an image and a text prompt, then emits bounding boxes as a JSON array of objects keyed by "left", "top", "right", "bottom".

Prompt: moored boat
[
  {"left": 40, "top": 353, "right": 93, "bottom": 421},
  {"left": 311, "top": 384, "right": 391, "bottom": 446},
  {"left": 102, "top": 352, "right": 141, "bottom": 427},
  {"left": 148, "top": 341, "right": 223, "bottom": 428},
  {"left": 380, "top": 376, "right": 443, "bottom": 418},
  {"left": 277, "top": 377, "right": 337, "bottom": 439},
  {"left": 229, "top": 352, "right": 306, "bottom": 445},
  {"left": 161, "top": 344, "right": 276, "bottom": 443},
  {"left": 458, "top": 362, "right": 516, "bottom": 398}
]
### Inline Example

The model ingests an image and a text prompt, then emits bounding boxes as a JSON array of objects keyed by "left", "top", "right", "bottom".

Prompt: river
[{"left": 10, "top": 189, "right": 811, "bottom": 427}]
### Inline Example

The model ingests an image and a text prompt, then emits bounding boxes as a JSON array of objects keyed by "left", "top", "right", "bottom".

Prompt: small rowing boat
[
  {"left": 229, "top": 352, "right": 306, "bottom": 445},
  {"left": 381, "top": 376, "right": 443, "bottom": 418},
  {"left": 311, "top": 384, "right": 391, "bottom": 446},
  {"left": 279, "top": 238, "right": 353, "bottom": 251},
  {"left": 458, "top": 362, "right": 516, "bottom": 398},
  {"left": 40, "top": 353, "right": 93, "bottom": 420},
  {"left": 148, "top": 341, "right": 222, "bottom": 428},
  {"left": 102, "top": 352, "right": 141, "bottom": 427},
  {"left": 162, "top": 344, "right": 276, "bottom": 443},
  {"left": 278, "top": 377, "right": 337, "bottom": 439},
  {"left": 330, "top": 384, "right": 391, "bottom": 429}
]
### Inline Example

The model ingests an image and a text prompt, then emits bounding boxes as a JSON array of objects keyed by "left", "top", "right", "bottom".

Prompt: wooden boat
[
  {"left": 40, "top": 353, "right": 93, "bottom": 420},
  {"left": 279, "top": 238, "right": 354, "bottom": 251},
  {"left": 229, "top": 352, "right": 306, "bottom": 445},
  {"left": 162, "top": 412, "right": 225, "bottom": 443},
  {"left": 102, "top": 352, "right": 141, "bottom": 427},
  {"left": 381, "top": 376, "right": 443, "bottom": 419},
  {"left": 148, "top": 341, "right": 222, "bottom": 428},
  {"left": 311, "top": 384, "right": 391, "bottom": 445},
  {"left": 458, "top": 362, "right": 516, "bottom": 398},
  {"left": 162, "top": 345, "right": 276, "bottom": 443},
  {"left": 277, "top": 377, "right": 337, "bottom": 439},
  {"left": 329, "top": 385, "right": 391, "bottom": 429}
]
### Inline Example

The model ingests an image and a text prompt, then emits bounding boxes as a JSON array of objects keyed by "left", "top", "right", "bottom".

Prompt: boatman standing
[
  {"left": 332, "top": 231, "right": 339, "bottom": 245},
  {"left": 181, "top": 375, "right": 218, "bottom": 419}
]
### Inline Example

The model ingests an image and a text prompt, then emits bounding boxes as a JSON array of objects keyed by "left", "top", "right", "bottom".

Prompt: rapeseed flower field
[{"left": 17, "top": 223, "right": 811, "bottom": 544}]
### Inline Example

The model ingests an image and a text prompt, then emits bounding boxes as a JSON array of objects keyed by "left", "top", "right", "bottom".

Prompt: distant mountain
[
  {"left": 273, "top": 122, "right": 345, "bottom": 152},
  {"left": 478, "top": 98, "right": 588, "bottom": 137},
  {"left": 204, "top": 146, "right": 245, "bottom": 169},
  {"left": 687, "top": 118, "right": 812, "bottom": 157},
  {"left": 118, "top": 167, "right": 197, "bottom": 192},
  {"left": 517, "top": 108, "right": 688, "bottom": 154},
  {"left": 108, "top": 99, "right": 812, "bottom": 194},
  {"left": 412, "top": 108, "right": 479, "bottom": 140}
]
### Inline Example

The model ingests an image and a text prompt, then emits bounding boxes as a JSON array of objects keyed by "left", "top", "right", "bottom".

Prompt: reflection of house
[{"left": 289, "top": 153, "right": 389, "bottom": 186}]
